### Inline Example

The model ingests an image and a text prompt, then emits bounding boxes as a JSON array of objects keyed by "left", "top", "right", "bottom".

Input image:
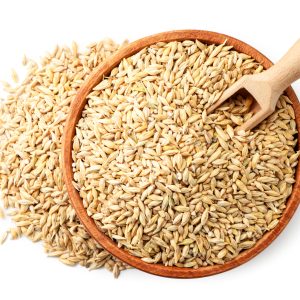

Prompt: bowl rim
[{"left": 62, "top": 30, "right": 300, "bottom": 278}]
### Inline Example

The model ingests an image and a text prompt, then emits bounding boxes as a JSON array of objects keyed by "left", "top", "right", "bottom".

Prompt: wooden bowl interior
[{"left": 62, "top": 30, "right": 300, "bottom": 278}]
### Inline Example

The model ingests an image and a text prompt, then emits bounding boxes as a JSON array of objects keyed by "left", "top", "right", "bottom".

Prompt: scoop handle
[{"left": 259, "top": 39, "right": 300, "bottom": 94}]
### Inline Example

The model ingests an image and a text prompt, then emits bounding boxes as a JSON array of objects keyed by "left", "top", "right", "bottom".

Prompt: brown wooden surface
[{"left": 62, "top": 30, "right": 300, "bottom": 278}]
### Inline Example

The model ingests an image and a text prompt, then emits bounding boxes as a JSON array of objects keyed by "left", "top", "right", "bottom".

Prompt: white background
[{"left": 0, "top": 0, "right": 300, "bottom": 299}]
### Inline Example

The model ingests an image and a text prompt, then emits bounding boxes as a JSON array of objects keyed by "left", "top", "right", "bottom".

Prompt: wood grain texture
[{"left": 62, "top": 30, "right": 300, "bottom": 278}]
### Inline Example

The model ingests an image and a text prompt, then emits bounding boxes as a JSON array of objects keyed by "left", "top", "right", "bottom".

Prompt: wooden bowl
[{"left": 62, "top": 30, "right": 300, "bottom": 278}]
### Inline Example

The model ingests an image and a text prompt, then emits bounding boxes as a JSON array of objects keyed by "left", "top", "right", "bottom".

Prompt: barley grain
[
  {"left": 0, "top": 39, "right": 128, "bottom": 277},
  {"left": 73, "top": 40, "right": 299, "bottom": 268}
]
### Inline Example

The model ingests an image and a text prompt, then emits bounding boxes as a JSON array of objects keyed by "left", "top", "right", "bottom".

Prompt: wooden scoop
[{"left": 207, "top": 39, "right": 300, "bottom": 133}]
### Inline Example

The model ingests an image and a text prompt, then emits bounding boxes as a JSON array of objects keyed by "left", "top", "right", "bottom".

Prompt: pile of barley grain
[
  {"left": 73, "top": 40, "right": 299, "bottom": 267},
  {"left": 0, "top": 39, "right": 129, "bottom": 277}
]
